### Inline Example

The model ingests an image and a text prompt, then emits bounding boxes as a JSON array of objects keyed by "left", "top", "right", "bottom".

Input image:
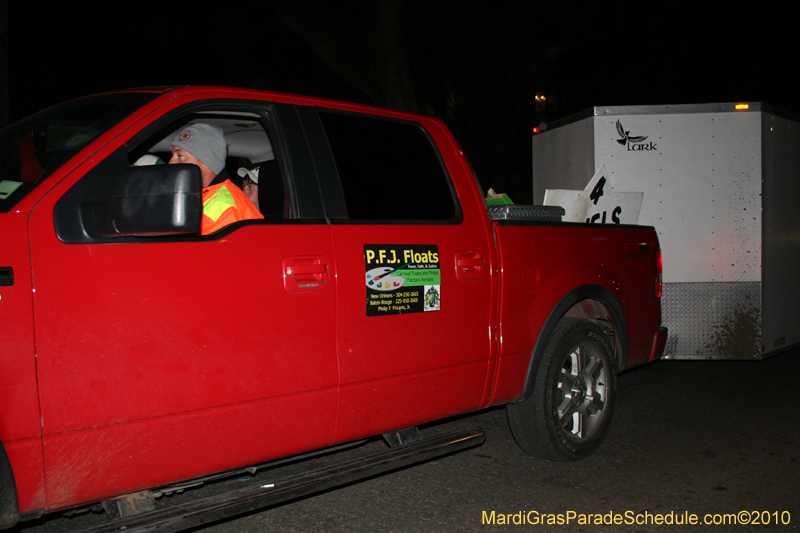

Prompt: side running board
[{"left": 79, "top": 427, "right": 485, "bottom": 533}]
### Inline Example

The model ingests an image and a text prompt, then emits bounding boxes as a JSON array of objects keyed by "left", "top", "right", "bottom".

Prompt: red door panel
[
  {"left": 0, "top": 215, "right": 46, "bottom": 513},
  {"left": 29, "top": 204, "right": 338, "bottom": 508},
  {"left": 331, "top": 223, "right": 493, "bottom": 442}
]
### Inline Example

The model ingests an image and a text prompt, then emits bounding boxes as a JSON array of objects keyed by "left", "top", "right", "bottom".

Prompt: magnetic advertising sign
[{"left": 364, "top": 244, "right": 440, "bottom": 316}]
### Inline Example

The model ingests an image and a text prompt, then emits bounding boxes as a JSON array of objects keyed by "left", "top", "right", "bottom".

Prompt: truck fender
[
  {"left": 0, "top": 441, "right": 19, "bottom": 530},
  {"left": 517, "top": 284, "right": 627, "bottom": 402}
]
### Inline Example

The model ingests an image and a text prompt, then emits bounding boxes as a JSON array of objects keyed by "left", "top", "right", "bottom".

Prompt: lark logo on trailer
[{"left": 616, "top": 120, "right": 657, "bottom": 151}]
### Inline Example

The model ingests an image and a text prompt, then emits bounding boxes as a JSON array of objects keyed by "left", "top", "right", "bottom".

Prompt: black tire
[{"left": 507, "top": 318, "right": 616, "bottom": 461}]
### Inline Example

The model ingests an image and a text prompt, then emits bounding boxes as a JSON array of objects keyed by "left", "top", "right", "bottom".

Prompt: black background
[{"left": 8, "top": 2, "right": 797, "bottom": 202}]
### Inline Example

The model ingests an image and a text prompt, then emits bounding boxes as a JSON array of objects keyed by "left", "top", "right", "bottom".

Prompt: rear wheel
[{"left": 507, "top": 318, "right": 616, "bottom": 461}]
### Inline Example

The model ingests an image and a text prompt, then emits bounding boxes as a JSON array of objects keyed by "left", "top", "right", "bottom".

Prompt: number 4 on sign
[
  {"left": 589, "top": 176, "right": 606, "bottom": 205},
  {"left": 584, "top": 166, "right": 607, "bottom": 206}
]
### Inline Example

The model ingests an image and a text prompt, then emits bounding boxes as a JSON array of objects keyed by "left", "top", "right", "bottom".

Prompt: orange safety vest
[{"left": 201, "top": 179, "right": 264, "bottom": 235}]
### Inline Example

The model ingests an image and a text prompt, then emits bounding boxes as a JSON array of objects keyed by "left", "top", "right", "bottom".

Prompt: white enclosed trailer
[{"left": 532, "top": 103, "right": 800, "bottom": 359}]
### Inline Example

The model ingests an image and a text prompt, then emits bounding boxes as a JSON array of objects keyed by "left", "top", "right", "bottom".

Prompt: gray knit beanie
[{"left": 170, "top": 124, "right": 227, "bottom": 175}]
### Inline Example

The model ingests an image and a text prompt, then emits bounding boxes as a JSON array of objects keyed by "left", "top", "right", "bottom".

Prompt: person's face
[
  {"left": 169, "top": 146, "right": 215, "bottom": 187},
  {"left": 242, "top": 178, "right": 259, "bottom": 207},
  {"left": 169, "top": 146, "right": 200, "bottom": 166}
]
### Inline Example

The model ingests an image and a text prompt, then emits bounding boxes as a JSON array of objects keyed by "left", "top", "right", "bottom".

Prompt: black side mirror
[{"left": 82, "top": 164, "right": 202, "bottom": 237}]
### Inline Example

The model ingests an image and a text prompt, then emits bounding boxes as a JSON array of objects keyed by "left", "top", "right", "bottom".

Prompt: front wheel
[{"left": 507, "top": 318, "right": 616, "bottom": 461}]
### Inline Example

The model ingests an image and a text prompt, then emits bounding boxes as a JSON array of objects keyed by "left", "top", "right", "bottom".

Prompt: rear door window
[{"left": 317, "top": 111, "right": 459, "bottom": 222}]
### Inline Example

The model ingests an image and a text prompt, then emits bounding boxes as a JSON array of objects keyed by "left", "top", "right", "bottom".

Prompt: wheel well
[
  {"left": 517, "top": 285, "right": 628, "bottom": 402},
  {"left": 0, "top": 441, "right": 20, "bottom": 530},
  {"left": 563, "top": 298, "right": 623, "bottom": 368}
]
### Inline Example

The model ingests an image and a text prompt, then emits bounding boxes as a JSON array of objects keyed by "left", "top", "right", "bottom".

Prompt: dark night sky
[
  {"left": 8, "top": 2, "right": 797, "bottom": 200},
  {"left": 10, "top": 3, "right": 797, "bottom": 116},
  {"left": 8, "top": 1, "right": 370, "bottom": 118}
]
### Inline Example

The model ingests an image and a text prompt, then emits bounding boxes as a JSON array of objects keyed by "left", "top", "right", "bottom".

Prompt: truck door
[
  {"left": 27, "top": 97, "right": 338, "bottom": 510},
  {"left": 298, "top": 107, "right": 494, "bottom": 442},
  {"left": 0, "top": 220, "right": 45, "bottom": 514}
]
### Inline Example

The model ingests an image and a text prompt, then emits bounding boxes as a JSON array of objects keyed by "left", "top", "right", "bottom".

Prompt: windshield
[{"left": 0, "top": 92, "right": 157, "bottom": 212}]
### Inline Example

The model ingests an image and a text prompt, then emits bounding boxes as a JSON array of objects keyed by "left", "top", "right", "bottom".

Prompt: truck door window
[
  {"left": 54, "top": 105, "right": 303, "bottom": 244},
  {"left": 318, "top": 111, "right": 458, "bottom": 222},
  {"left": 132, "top": 111, "right": 291, "bottom": 221}
]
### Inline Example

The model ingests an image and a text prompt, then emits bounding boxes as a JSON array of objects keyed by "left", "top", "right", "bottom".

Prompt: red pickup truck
[{"left": 0, "top": 86, "right": 666, "bottom": 529}]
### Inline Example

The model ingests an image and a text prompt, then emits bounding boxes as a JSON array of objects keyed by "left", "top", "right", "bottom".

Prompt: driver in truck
[{"left": 168, "top": 123, "right": 263, "bottom": 234}]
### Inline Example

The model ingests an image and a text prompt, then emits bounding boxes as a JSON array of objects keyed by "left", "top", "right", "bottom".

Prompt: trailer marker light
[{"left": 735, "top": 103, "right": 750, "bottom": 110}]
